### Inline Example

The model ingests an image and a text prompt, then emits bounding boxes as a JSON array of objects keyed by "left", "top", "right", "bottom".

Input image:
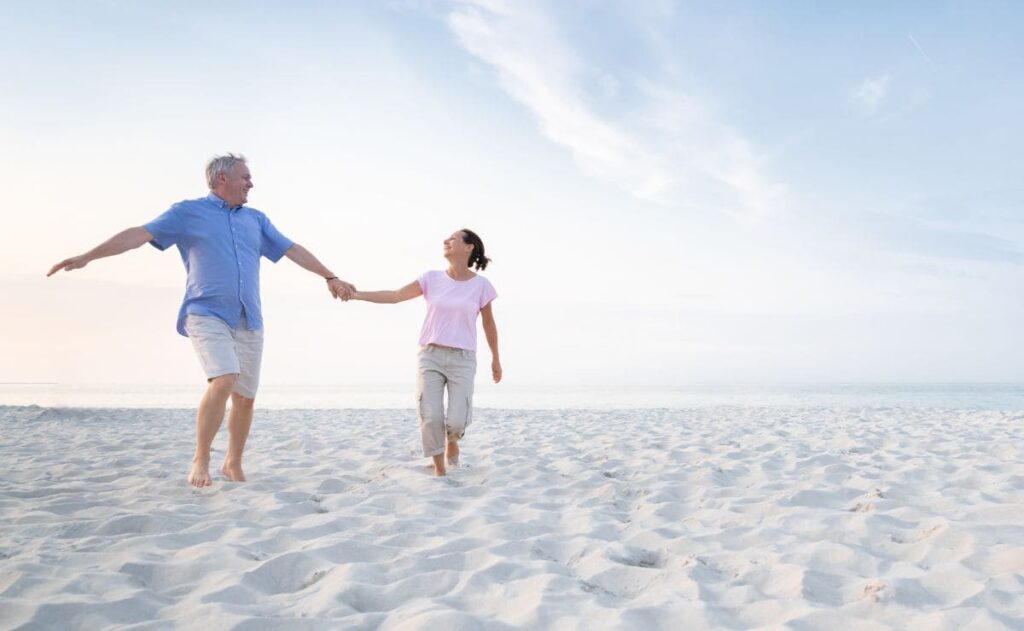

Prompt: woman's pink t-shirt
[{"left": 417, "top": 271, "right": 497, "bottom": 351}]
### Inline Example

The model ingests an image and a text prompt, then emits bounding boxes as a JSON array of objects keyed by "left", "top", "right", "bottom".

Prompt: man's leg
[
  {"left": 220, "top": 321, "right": 263, "bottom": 482},
  {"left": 222, "top": 392, "right": 254, "bottom": 482},
  {"left": 189, "top": 373, "right": 238, "bottom": 487}
]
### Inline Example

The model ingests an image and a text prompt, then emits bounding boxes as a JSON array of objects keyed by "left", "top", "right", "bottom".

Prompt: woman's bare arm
[
  {"left": 481, "top": 302, "right": 501, "bottom": 383},
  {"left": 352, "top": 280, "right": 423, "bottom": 304}
]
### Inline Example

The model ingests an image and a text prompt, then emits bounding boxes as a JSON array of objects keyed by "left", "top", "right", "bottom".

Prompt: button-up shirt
[{"left": 144, "top": 193, "right": 294, "bottom": 336}]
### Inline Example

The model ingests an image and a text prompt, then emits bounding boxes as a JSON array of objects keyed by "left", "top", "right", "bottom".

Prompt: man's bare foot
[
  {"left": 432, "top": 453, "right": 446, "bottom": 477},
  {"left": 188, "top": 461, "right": 212, "bottom": 487},
  {"left": 221, "top": 461, "right": 246, "bottom": 482},
  {"left": 446, "top": 441, "right": 460, "bottom": 468}
]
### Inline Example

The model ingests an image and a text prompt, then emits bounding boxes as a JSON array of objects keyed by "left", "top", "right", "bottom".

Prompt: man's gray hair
[{"left": 205, "top": 153, "right": 247, "bottom": 189}]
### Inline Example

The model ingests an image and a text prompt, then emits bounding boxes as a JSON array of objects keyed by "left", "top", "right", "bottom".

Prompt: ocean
[{"left": 1, "top": 382, "right": 1022, "bottom": 410}]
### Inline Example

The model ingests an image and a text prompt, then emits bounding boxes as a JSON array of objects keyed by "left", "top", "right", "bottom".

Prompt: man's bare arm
[
  {"left": 47, "top": 226, "right": 153, "bottom": 276},
  {"left": 283, "top": 243, "right": 356, "bottom": 300}
]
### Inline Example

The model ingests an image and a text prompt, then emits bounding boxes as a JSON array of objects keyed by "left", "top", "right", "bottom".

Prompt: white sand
[{"left": 1, "top": 405, "right": 1022, "bottom": 630}]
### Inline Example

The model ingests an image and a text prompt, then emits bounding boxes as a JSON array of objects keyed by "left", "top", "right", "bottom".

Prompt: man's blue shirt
[{"left": 144, "top": 193, "right": 294, "bottom": 336}]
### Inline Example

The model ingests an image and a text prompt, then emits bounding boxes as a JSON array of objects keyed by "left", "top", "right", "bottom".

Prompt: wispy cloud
[
  {"left": 908, "top": 33, "right": 938, "bottom": 72},
  {"left": 851, "top": 73, "right": 892, "bottom": 115},
  {"left": 447, "top": 0, "right": 782, "bottom": 218}
]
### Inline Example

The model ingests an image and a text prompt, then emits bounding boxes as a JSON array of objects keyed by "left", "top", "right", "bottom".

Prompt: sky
[{"left": 1, "top": 0, "right": 1022, "bottom": 392}]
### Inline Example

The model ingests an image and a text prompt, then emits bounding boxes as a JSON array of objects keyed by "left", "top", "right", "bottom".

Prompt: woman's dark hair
[{"left": 460, "top": 228, "right": 491, "bottom": 271}]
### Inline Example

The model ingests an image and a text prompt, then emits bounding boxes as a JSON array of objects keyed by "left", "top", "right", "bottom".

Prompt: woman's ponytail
[{"left": 461, "top": 228, "right": 490, "bottom": 271}]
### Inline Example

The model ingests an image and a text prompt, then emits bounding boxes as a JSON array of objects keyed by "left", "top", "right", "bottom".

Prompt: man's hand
[
  {"left": 492, "top": 359, "right": 503, "bottom": 384},
  {"left": 46, "top": 227, "right": 152, "bottom": 277},
  {"left": 327, "top": 278, "right": 356, "bottom": 301},
  {"left": 47, "top": 255, "right": 89, "bottom": 277}
]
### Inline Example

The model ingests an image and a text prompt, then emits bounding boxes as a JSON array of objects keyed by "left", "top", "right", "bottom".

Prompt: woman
[{"left": 352, "top": 229, "right": 501, "bottom": 476}]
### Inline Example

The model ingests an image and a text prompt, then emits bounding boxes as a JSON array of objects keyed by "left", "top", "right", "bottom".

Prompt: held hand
[
  {"left": 327, "top": 278, "right": 356, "bottom": 301},
  {"left": 492, "top": 359, "right": 502, "bottom": 384},
  {"left": 47, "top": 255, "right": 89, "bottom": 277}
]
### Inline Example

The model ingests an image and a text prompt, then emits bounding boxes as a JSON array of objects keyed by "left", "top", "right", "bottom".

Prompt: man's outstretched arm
[
  {"left": 283, "top": 243, "right": 356, "bottom": 300},
  {"left": 47, "top": 227, "right": 154, "bottom": 276}
]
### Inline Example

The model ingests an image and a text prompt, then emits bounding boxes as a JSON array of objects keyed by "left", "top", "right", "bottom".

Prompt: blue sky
[{"left": 1, "top": 0, "right": 1021, "bottom": 388}]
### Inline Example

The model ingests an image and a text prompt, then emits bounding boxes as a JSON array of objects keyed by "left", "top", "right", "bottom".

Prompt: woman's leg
[
  {"left": 444, "top": 350, "right": 477, "bottom": 466},
  {"left": 416, "top": 348, "right": 448, "bottom": 475}
]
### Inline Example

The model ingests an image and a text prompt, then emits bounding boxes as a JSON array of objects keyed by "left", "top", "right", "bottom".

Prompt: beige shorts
[
  {"left": 184, "top": 314, "right": 264, "bottom": 399},
  {"left": 416, "top": 345, "right": 477, "bottom": 458}
]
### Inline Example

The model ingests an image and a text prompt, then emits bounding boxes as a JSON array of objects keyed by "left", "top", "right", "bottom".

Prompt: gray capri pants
[{"left": 416, "top": 345, "right": 477, "bottom": 458}]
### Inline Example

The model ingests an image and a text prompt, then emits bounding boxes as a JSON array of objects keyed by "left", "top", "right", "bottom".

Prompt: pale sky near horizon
[{"left": 1, "top": 0, "right": 1022, "bottom": 392}]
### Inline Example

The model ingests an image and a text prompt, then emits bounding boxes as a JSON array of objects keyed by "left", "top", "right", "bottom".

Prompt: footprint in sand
[
  {"left": 241, "top": 551, "right": 330, "bottom": 594},
  {"left": 848, "top": 488, "right": 885, "bottom": 512},
  {"left": 302, "top": 568, "right": 330, "bottom": 589},
  {"left": 309, "top": 494, "right": 328, "bottom": 513},
  {"left": 610, "top": 546, "right": 663, "bottom": 569},
  {"left": 862, "top": 580, "right": 888, "bottom": 603},
  {"left": 891, "top": 523, "right": 945, "bottom": 544}
]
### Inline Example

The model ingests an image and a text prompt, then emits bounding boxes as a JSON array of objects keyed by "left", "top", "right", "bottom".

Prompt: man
[{"left": 47, "top": 154, "right": 354, "bottom": 487}]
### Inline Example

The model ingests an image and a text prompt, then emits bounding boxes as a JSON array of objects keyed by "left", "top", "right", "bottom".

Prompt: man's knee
[
  {"left": 208, "top": 373, "right": 239, "bottom": 396},
  {"left": 231, "top": 392, "right": 255, "bottom": 410}
]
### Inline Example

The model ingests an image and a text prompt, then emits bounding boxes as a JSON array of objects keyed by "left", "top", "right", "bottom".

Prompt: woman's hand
[
  {"left": 327, "top": 277, "right": 356, "bottom": 300},
  {"left": 491, "top": 359, "right": 502, "bottom": 383}
]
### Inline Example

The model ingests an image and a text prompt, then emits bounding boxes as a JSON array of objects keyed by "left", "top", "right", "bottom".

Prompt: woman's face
[{"left": 443, "top": 231, "right": 472, "bottom": 261}]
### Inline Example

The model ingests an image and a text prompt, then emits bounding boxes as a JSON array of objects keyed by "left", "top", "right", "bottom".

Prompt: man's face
[{"left": 220, "top": 163, "right": 253, "bottom": 207}]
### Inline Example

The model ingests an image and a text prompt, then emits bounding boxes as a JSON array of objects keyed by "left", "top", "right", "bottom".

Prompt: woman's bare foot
[
  {"left": 446, "top": 441, "right": 460, "bottom": 468},
  {"left": 432, "top": 453, "right": 447, "bottom": 477},
  {"left": 188, "top": 459, "right": 213, "bottom": 487},
  {"left": 221, "top": 461, "right": 246, "bottom": 482}
]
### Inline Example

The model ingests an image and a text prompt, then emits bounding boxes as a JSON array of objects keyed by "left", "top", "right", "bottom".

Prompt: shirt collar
[{"left": 206, "top": 192, "right": 242, "bottom": 211}]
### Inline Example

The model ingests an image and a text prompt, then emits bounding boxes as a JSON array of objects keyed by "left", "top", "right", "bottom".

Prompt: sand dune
[{"left": 1, "top": 405, "right": 1022, "bottom": 629}]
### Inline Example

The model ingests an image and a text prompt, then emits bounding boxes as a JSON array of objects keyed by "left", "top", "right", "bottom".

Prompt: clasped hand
[{"left": 327, "top": 278, "right": 356, "bottom": 301}]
